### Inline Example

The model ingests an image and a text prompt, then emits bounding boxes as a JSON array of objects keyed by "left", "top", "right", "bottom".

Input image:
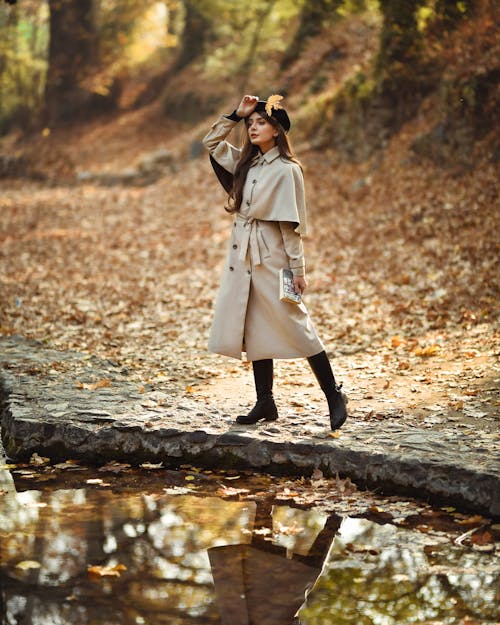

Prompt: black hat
[
  {"left": 254, "top": 99, "right": 291, "bottom": 132},
  {"left": 209, "top": 95, "right": 290, "bottom": 194}
]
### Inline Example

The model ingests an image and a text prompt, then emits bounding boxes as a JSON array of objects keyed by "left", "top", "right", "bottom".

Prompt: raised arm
[{"left": 202, "top": 95, "right": 259, "bottom": 174}]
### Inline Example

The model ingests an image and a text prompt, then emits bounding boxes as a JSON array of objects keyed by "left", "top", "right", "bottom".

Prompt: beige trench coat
[{"left": 203, "top": 116, "right": 324, "bottom": 361}]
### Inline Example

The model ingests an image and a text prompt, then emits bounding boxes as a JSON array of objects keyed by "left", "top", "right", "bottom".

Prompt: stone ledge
[{"left": 1, "top": 335, "right": 499, "bottom": 517}]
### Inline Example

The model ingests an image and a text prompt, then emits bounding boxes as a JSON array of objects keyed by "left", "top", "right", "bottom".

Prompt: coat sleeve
[
  {"left": 279, "top": 222, "right": 305, "bottom": 277},
  {"left": 202, "top": 115, "right": 242, "bottom": 174},
  {"left": 290, "top": 165, "right": 308, "bottom": 236}
]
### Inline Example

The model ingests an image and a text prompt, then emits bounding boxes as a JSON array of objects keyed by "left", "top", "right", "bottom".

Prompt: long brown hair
[{"left": 226, "top": 112, "right": 302, "bottom": 213}]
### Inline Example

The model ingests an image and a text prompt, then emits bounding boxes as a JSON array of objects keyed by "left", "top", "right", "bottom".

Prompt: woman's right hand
[{"left": 236, "top": 95, "right": 259, "bottom": 118}]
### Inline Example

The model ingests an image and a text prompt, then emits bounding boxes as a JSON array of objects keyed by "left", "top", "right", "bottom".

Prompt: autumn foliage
[{"left": 0, "top": 0, "right": 498, "bottom": 426}]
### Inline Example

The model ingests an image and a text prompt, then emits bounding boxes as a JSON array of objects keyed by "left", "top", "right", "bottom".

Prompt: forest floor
[{"left": 0, "top": 96, "right": 499, "bottom": 440}]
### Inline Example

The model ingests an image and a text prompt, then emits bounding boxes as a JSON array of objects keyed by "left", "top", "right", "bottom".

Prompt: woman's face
[{"left": 247, "top": 112, "right": 278, "bottom": 152}]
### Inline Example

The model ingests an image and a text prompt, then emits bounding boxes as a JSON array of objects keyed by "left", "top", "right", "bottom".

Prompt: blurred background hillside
[{"left": 1, "top": 0, "right": 498, "bottom": 166}]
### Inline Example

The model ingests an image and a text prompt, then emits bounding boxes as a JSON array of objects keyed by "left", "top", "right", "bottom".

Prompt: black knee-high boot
[
  {"left": 307, "top": 351, "right": 348, "bottom": 430},
  {"left": 236, "top": 359, "right": 278, "bottom": 424}
]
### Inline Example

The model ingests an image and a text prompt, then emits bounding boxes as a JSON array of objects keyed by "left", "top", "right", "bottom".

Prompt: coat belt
[{"left": 235, "top": 214, "right": 263, "bottom": 266}]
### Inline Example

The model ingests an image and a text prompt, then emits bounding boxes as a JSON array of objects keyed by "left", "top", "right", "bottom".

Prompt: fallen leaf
[
  {"left": 455, "top": 514, "right": 485, "bottom": 526},
  {"left": 217, "top": 485, "right": 249, "bottom": 497},
  {"left": 98, "top": 461, "right": 131, "bottom": 473},
  {"left": 140, "top": 462, "right": 163, "bottom": 469},
  {"left": 88, "top": 563, "right": 127, "bottom": 577},
  {"left": 470, "top": 529, "right": 494, "bottom": 546},
  {"left": 15, "top": 560, "right": 41, "bottom": 570},
  {"left": 275, "top": 521, "right": 304, "bottom": 536},
  {"left": 311, "top": 468, "right": 323, "bottom": 480},
  {"left": 414, "top": 345, "right": 441, "bottom": 357},
  {"left": 76, "top": 378, "right": 111, "bottom": 390},
  {"left": 29, "top": 453, "right": 50, "bottom": 466}
]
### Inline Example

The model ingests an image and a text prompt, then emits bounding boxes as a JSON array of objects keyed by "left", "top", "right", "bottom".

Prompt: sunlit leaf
[
  {"left": 87, "top": 563, "right": 127, "bottom": 577},
  {"left": 15, "top": 560, "right": 41, "bottom": 570},
  {"left": 265, "top": 94, "right": 284, "bottom": 116}
]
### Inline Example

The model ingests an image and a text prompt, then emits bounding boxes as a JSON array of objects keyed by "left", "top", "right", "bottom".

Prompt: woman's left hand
[{"left": 293, "top": 275, "right": 307, "bottom": 295}]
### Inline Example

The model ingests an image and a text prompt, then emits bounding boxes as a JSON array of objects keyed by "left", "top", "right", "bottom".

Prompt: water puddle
[{"left": 0, "top": 454, "right": 498, "bottom": 625}]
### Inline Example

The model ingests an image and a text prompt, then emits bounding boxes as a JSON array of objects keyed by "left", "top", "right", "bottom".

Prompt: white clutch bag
[{"left": 279, "top": 268, "right": 301, "bottom": 305}]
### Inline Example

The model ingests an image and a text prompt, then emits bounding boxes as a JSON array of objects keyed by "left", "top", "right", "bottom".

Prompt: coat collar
[
  {"left": 252, "top": 145, "right": 280, "bottom": 166},
  {"left": 260, "top": 145, "right": 280, "bottom": 163}
]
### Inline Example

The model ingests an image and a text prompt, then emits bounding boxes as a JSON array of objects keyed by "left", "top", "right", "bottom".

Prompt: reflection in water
[
  {"left": 0, "top": 455, "right": 498, "bottom": 624},
  {"left": 208, "top": 503, "right": 338, "bottom": 625},
  {"left": 300, "top": 518, "right": 500, "bottom": 624}
]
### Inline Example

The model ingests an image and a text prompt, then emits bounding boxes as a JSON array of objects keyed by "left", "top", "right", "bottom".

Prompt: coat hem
[{"left": 208, "top": 346, "right": 324, "bottom": 361}]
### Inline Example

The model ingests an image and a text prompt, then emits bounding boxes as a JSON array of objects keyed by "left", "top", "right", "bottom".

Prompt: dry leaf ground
[{"left": 0, "top": 96, "right": 498, "bottom": 438}]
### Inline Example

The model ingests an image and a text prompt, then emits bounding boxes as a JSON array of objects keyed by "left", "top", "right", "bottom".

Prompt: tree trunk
[
  {"left": 45, "top": 0, "right": 95, "bottom": 123},
  {"left": 174, "top": 0, "right": 213, "bottom": 72},
  {"left": 238, "top": 0, "right": 277, "bottom": 90},
  {"left": 281, "top": 0, "right": 342, "bottom": 70},
  {"left": 376, "top": 0, "right": 425, "bottom": 72}
]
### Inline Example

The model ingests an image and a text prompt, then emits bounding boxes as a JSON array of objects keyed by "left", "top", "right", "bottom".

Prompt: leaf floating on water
[
  {"left": 472, "top": 543, "right": 496, "bottom": 553},
  {"left": 140, "top": 462, "right": 163, "bottom": 470},
  {"left": 98, "top": 461, "right": 131, "bottom": 473},
  {"left": 275, "top": 520, "right": 304, "bottom": 536},
  {"left": 253, "top": 527, "right": 272, "bottom": 536},
  {"left": 163, "top": 486, "right": 193, "bottom": 495},
  {"left": 88, "top": 563, "right": 127, "bottom": 578},
  {"left": 217, "top": 485, "right": 249, "bottom": 498},
  {"left": 53, "top": 460, "right": 85, "bottom": 470},
  {"left": 29, "top": 453, "right": 50, "bottom": 466},
  {"left": 455, "top": 514, "right": 485, "bottom": 526}
]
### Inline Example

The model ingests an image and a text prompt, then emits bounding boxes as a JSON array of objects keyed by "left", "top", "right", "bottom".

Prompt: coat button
[
  {"left": 246, "top": 200, "right": 250, "bottom": 206},
  {"left": 247, "top": 270, "right": 251, "bottom": 275},
  {"left": 252, "top": 179, "right": 256, "bottom": 184},
  {"left": 229, "top": 266, "right": 234, "bottom": 271},
  {"left": 232, "top": 244, "right": 237, "bottom": 249}
]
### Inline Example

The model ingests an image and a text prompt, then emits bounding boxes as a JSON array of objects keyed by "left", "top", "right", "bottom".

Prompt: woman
[{"left": 203, "top": 94, "right": 347, "bottom": 430}]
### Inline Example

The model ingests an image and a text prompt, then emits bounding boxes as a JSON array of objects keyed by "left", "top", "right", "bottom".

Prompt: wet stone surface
[{"left": 0, "top": 335, "right": 499, "bottom": 516}]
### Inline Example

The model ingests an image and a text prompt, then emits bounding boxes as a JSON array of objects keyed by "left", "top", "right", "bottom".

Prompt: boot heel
[{"left": 236, "top": 397, "right": 278, "bottom": 425}]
